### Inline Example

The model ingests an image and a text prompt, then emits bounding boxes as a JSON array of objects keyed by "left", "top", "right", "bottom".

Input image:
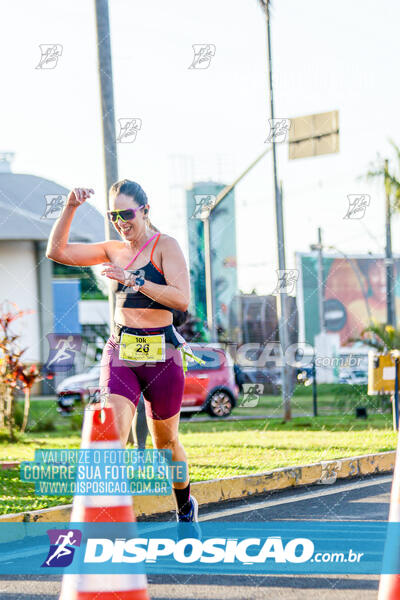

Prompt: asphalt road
[{"left": 0, "top": 474, "right": 393, "bottom": 600}]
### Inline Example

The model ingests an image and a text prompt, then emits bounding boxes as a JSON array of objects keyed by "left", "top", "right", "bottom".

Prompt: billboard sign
[{"left": 296, "top": 253, "right": 400, "bottom": 346}]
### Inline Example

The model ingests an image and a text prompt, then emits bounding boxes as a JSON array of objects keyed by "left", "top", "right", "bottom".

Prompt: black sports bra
[{"left": 115, "top": 233, "right": 174, "bottom": 312}]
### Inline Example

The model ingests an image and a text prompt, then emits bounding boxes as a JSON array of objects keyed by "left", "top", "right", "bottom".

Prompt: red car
[{"left": 181, "top": 344, "right": 239, "bottom": 417}]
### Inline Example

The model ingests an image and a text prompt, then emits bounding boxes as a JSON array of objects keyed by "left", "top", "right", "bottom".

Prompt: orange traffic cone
[
  {"left": 59, "top": 407, "right": 150, "bottom": 600},
  {"left": 378, "top": 436, "right": 400, "bottom": 599}
]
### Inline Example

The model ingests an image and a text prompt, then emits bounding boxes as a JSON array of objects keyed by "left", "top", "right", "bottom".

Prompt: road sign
[
  {"left": 289, "top": 110, "right": 339, "bottom": 160},
  {"left": 368, "top": 351, "right": 400, "bottom": 394}
]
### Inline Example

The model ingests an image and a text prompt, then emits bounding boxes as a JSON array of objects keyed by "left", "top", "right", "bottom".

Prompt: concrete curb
[{"left": 1, "top": 450, "right": 395, "bottom": 523}]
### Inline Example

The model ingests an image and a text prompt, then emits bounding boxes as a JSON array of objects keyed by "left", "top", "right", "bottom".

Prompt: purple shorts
[{"left": 99, "top": 325, "right": 185, "bottom": 421}]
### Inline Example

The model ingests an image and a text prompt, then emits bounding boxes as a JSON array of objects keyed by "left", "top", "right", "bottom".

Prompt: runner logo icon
[
  {"left": 42, "top": 529, "right": 82, "bottom": 568},
  {"left": 44, "top": 334, "right": 83, "bottom": 372}
]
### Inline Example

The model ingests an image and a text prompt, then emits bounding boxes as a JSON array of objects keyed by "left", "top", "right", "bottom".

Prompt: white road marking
[{"left": 199, "top": 475, "right": 393, "bottom": 521}]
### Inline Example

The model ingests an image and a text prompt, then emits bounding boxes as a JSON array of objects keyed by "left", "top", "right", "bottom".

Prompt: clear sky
[{"left": 1, "top": 0, "right": 399, "bottom": 294}]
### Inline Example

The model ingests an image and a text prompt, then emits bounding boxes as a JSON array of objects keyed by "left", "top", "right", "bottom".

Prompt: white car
[
  {"left": 56, "top": 365, "right": 101, "bottom": 412},
  {"left": 339, "top": 369, "right": 368, "bottom": 385}
]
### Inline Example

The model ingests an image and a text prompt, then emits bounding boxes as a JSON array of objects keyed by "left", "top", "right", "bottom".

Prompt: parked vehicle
[
  {"left": 238, "top": 366, "right": 282, "bottom": 395},
  {"left": 56, "top": 364, "right": 101, "bottom": 412},
  {"left": 56, "top": 345, "right": 239, "bottom": 417},
  {"left": 338, "top": 369, "right": 368, "bottom": 385},
  {"left": 182, "top": 344, "right": 239, "bottom": 417}
]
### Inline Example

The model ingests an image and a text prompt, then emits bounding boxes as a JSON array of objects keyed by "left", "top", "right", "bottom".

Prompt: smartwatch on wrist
[{"left": 123, "top": 270, "right": 145, "bottom": 289}]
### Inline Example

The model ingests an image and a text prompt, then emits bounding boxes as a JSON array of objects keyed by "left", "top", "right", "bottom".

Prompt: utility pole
[
  {"left": 385, "top": 158, "right": 396, "bottom": 327},
  {"left": 312, "top": 354, "right": 318, "bottom": 417},
  {"left": 264, "top": 0, "right": 292, "bottom": 420},
  {"left": 203, "top": 216, "right": 217, "bottom": 341},
  {"left": 95, "top": 0, "right": 119, "bottom": 330},
  {"left": 310, "top": 228, "right": 325, "bottom": 334},
  {"left": 317, "top": 227, "right": 325, "bottom": 334}
]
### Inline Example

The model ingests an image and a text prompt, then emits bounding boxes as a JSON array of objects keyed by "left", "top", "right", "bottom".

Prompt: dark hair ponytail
[
  {"left": 172, "top": 309, "right": 188, "bottom": 328},
  {"left": 109, "top": 179, "right": 159, "bottom": 232}
]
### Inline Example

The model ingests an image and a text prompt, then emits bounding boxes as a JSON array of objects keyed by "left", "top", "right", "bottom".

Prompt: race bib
[{"left": 119, "top": 332, "right": 166, "bottom": 363}]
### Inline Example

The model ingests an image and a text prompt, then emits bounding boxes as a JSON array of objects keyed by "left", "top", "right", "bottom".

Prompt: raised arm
[{"left": 46, "top": 188, "right": 111, "bottom": 266}]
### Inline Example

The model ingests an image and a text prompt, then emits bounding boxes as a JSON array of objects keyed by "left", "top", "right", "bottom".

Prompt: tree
[
  {"left": 366, "top": 140, "right": 400, "bottom": 212},
  {"left": 0, "top": 302, "right": 42, "bottom": 439},
  {"left": 350, "top": 321, "right": 400, "bottom": 353}
]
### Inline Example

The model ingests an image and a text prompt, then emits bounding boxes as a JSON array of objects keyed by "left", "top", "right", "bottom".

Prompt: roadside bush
[
  {"left": 294, "top": 383, "right": 337, "bottom": 397},
  {"left": 70, "top": 413, "right": 83, "bottom": 431},
  {"left": 332, "top": 384, "right": 391, "bottom": 413},
  {"left": 13, "top": 403, "right": 24, "bottom": 428},
  {"left": 28, "top": 417, "right": 56, "bottom": 433}
]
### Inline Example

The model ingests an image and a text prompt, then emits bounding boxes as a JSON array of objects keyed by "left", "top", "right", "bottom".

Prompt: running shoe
[{"left": 176, "top": 496, "right": 201, "bottom": 540}]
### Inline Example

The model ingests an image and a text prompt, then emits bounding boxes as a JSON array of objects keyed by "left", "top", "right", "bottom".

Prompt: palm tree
[
  {"left": 366, "top": 140, "right": 400, "bottom": 212},
  {"left": 351, "top": 321, "right": 400, "bottom": 353},
  {"left": 256, "top": 0, "right": 270, "bottom": 12},
  {"left": 366, "top": 140, "right": 400, "bottom": 328}
]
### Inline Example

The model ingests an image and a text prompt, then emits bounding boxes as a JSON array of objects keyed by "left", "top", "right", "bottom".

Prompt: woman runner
[{"left": 46, "top": 180, "right": 199, "bottom": 524}]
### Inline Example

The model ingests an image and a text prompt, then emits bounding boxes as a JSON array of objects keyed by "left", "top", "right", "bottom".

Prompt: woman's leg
[
  {"left": 106, "top": 393, "right": 136, "bottom": 447},
  {"left": 146, "top": 411, "right": 189, "bottom": 488},
  {"left": 137, "top": 346, "right": 195, "bottom": 517},
  {"left": 147, "top": 411, "right": 195, "bottom": 517},
  {"left": 99, "top": 335, "right": 142, "bottom": 447}
]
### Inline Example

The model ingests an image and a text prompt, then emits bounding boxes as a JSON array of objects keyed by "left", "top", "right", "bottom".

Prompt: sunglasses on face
[{"left": 107, "top": 206, "right": 144, "bottom": 223}]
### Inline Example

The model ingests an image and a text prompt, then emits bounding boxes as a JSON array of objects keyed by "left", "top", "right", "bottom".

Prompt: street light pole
[
  {"left": 385, "top": 158, "right": 396, "bottom": 327},
  {"left": 95, "top": 0, "right": 119, "bottom": 331},
  {"left": 203, "top": 216, "right": 217, "bottom": 341},
  {"left": 317, "top": 228, "right": 325, "bottom": 335},
  {"left": 264, "top": 0, "right": 292, "bottom": 420},
  {"left": 310, "top": 228, "right": 326, "bottom": 334}
]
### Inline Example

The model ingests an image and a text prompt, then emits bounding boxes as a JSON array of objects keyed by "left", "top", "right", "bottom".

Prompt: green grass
[
  {"left": 0, "top": 408, "right": 397, "bottom": 515},
  {"left": 231, "top": 383, "right": 391, "bottom": 418},
  {"left": 180, "top": 415, "right": 397, "bottom": 480},
  {"left": 19, "top": 383, "right": 392, "bottom": 422}
]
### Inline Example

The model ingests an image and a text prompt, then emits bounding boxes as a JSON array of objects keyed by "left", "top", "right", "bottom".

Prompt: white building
[{"left": 0, "top": 153, "right": 105, "bottom": 368}]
